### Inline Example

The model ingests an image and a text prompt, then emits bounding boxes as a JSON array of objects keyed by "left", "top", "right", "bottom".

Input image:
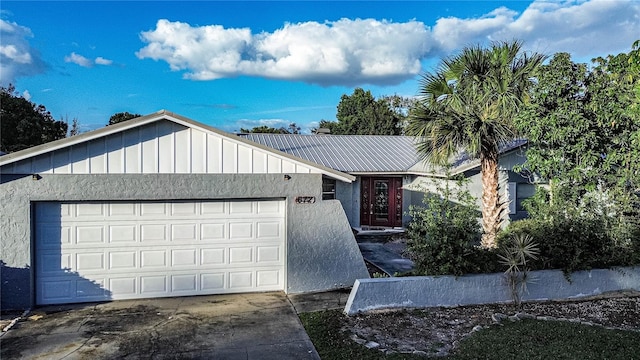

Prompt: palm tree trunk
[{"left": 480, "top": 149, "right": 503, "bottom": 248}]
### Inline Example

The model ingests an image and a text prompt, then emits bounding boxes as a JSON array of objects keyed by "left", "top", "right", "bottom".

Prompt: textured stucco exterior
[
  {"left": 344, "top": 267, "right": 640, "bottom": 314},
  {"left": 0, "top": 173, "right": 369, "bottom": 310}
]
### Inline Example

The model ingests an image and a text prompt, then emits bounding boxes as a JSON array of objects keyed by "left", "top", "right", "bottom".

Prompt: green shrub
[
  {"left": 407, "top": 178, "right": 500, "bottom": 276},
  {"left": 499, "top": 208, "right": 639, "bottom": 275}
]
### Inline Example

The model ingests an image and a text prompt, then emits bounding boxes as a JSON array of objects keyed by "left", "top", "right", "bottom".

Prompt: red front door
[{"left": 360, "top": 177, "right": 403, "bottom": 228}]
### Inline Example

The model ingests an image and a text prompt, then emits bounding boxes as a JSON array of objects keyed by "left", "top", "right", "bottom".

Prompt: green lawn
[{"left": 299, "top": 310, "right": 640, "bottom": 360}]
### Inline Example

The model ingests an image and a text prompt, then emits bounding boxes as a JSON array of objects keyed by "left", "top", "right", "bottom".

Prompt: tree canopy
[
  {"left": 318, "top": 88, "right": 412, "bottom": 135},
  {"left": 407, "top": 40, "right": 546, "bottom": 248},
  {"left": 514, "top": 43, "right": 640, "bottom": 222},
  {"left": 0, "top": 85, "right": 68, "bottom": 153},
  {"left": 108, "top": 112, "right": 142, "bottom": 125},
  {"left": 240, "top": 123, "right": 301, "bottom": 134}
]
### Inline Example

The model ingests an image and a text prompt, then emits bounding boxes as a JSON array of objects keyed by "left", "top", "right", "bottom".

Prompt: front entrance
[{"left": 360, "top": 177, "right": 403, "bottom": 228}]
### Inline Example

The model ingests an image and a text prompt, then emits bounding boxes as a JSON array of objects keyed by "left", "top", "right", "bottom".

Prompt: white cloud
[
  {"left": 433, "top": 7, "right": 518, "bottom": 51},
  {"left": 505, "top": 0, "right": 639, "bottom": 58},
  {"left": 65, "top": 52, "right": 114, "bottom": 67},
  {"left": 433, "top": 0, "right": 640, "bottom": 60},
  {"left": 136, "top": 0, "right": 639, "bottom": 86},
  {"left": 95, "top": 56, "right": 113, "bottom": 65},
  {"left": 65, "top": 52, "right": 93, "bottom": 67},
  {"left": 0, "top": 19, "right": 47, "bottom": 86},
  {"left": 234, "top": 118, "right": 291, "bottom": 131},
  {"left": 137, "top": 18, "right": 432, "bottom": 86},
  {"left": 22, "top": 89, "right": 30, "bottom": 100}
]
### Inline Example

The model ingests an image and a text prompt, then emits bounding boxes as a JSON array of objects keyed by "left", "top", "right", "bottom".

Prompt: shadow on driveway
[{"left": 1, "top": 292, "right": 321, "bottom": 360}]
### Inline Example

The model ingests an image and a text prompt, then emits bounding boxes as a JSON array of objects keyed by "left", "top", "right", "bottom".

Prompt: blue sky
[{"left": 1, "top": 1, "right": 639, "bottom": 134}]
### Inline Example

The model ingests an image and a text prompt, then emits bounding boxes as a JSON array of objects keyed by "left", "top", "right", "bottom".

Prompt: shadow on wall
[
  {"left": 1, "top": 261, "right": 32, "bottom": 310},
  {"left": 1, "top": 261, "right": 113, "bottom": 310}
]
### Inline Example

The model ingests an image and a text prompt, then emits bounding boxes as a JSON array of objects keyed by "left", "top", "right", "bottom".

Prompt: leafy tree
[
  {"left": 407, "top": 40, "right": 546, "bottom": 248},
  {"left": 240, "top": 123, "right": 300, "bottom": 134},
  {"left": 108, "top": 112, "right": 142, "bottom": 125},
  {"left": 0, "top": 85, "right": 68, "bottom": 153},
  {"left": 321, "top": 88, "right": 409, "bottom": 135},
  {"left": 314, "top": 119, "right": 340, "bottom": 134},
  {"left": 514, "top": 46, "right": 640, "bottom": 226}
]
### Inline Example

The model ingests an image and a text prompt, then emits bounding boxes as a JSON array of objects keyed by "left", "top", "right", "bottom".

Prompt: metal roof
[
  {"left": 241, "top": 134, "right": 528, "bottom": 175},
  {"left": 241, "top": 134, "right": 422, "bottom": 173}
]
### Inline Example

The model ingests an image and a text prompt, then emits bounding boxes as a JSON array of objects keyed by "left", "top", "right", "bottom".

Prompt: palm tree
[{"left": 407, "top": 40, "right": 546, "bottom": 248}]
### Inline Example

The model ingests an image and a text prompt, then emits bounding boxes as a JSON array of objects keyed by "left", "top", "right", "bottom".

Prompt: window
[
  {"left": 322, "top": 178, "right": 336, "bottom": 200},
  {"left": 508, "top": 182, "right": 517, "bottom": 215}
]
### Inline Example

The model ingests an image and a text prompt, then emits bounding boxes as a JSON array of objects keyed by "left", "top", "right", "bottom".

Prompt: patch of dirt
[{"left": 341, "top": 291, "right": 640, "bottom": 357}]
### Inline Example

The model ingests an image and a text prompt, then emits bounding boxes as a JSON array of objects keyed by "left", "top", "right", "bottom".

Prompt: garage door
[{"left": 35, "top": 200, "right": 285, "bottom": 305}]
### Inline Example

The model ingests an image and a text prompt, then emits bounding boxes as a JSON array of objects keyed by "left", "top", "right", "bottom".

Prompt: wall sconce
[
  {"left": 32, "top": 174, "right": 41, "bottom": 181},
  {"left": 284, "top": 174, "right": 291, "bottom": 181}
]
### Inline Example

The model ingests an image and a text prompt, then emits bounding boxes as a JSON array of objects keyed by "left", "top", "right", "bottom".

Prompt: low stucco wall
[
  {"left": 0, "top": 173, "right": 369, "bottom": 310},
  {"left": 344, "top": 267, "right": 640, "bottom": 315}
]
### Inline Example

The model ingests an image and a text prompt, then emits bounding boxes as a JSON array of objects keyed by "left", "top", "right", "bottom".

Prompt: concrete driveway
[{"left": 1, "top": 291, "right": 338, "bottom": 360}]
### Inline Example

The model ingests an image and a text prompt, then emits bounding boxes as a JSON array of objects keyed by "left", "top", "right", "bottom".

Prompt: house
[
  {"left": 0, "top": 111, "right": 370, "bottom": 310},
  {"left": 0, "top": 110, "right": 533, "bottom": 310},
  {"left": 240, "top": 133, "right": 534, "bottom": 231}
]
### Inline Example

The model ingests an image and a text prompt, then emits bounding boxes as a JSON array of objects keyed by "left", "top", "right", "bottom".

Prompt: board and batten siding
[{"left": 5, "top": 120, "right": 316, "bottom": 175}]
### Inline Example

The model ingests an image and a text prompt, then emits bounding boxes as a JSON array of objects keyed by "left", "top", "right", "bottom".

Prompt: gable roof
[
  {"left": 0, "top": 110, "right": 355, "bottom": 182},
  {"left": 240, "top": 133, "right": 528, "bottom": 176}
]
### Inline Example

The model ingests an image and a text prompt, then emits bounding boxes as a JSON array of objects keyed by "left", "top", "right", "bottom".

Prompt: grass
[{"left": 299, "top": 310, "right": 640, "bottom": 360}]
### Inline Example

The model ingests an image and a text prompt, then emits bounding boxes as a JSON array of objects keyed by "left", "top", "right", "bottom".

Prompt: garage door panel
[
  {"left": 76, "top": 252, "right": 105, "bottom": 271},
  {"left": 257, "top": 245, "right": 282, "bottom": 263},
  {"left": 76, "top": 203, "right": 105, "bottom": 217},
  {"left": 257, "top": 270, "right": 281, "bottom": 287},
  {"left": 201, "top": 273, "right": 225, "bottom": 290},
  {"left": 36, "top": 200, "right": 285, "bottom": 305},
  {"left": 141, "top": 224, "right": 168, "bottom": 242},
  {"left": 229, "top": 222, "right": 253, "bottom": 238},
  {"left": 256, "top": 221, "right": 282, "bottom": 238},
  {"left": 201, "top": 202, "right": 225, "bottom": 214},
  {"left": 110, "top": 251, "right": 137, "bottom": 269},
  {"left": 76, "top": 226, "right": 105, "bottom": 244},
  {"left": 109, "top": 203, "right": 136, "bottom": 216},
  {"left": 230, "top": 201, "right": 253, "bottom": 214},
  {"left": 201, "top": 223, "right": 225, "bottom": 239},
  {"left": 171, "top": 223, "right": 197, "bottom": 241},
  {"left": 109, "top": 225, "right": 136, "bottom": 242}
]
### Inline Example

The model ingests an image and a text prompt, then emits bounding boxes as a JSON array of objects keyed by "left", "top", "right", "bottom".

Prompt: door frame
[{"left": 360, "top": 176, "right": 403, "bottom": 228}]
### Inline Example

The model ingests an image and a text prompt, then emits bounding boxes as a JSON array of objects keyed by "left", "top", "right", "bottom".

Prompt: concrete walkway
[
  {"left": 358, "top": 242, "right": 415, "bottom": 275},
  {"left": 1, "top": 292, "right": 324, "bottom": 360}
]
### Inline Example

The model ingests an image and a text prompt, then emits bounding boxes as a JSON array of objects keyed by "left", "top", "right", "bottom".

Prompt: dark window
[{"left": 322, "top": 178, "right": 336, "bottom": 200}]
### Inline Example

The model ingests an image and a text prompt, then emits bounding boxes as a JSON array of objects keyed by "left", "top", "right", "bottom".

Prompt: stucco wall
[
  {"left": 344, "top": 267, "right": 640, "bottom": 314},
  {"left": 0, "top": 173, "right": 369, "bottom": 310},
  {"left": 336, "top": 180, "right": 358, "bottom": 228}
]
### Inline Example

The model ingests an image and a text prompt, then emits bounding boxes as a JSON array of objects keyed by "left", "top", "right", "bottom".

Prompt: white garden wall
[{"left": 344, "top": 267, "right": 640, "bottom": 315}]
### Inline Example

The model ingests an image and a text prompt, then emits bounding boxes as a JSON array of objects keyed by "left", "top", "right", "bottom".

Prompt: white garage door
[{"left": 35, "top": 199, "right": 285, "bottom": 305}]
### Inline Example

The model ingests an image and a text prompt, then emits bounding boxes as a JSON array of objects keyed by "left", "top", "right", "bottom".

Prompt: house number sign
[{"left": 295, "top": 196, "right": 316, "bottom": 204}]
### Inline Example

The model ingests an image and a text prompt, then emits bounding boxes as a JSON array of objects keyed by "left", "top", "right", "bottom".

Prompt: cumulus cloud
[
  {"left": 0, "top": 19, "right": 47, "bottom": 86},
  {"left": 434, "top": 0, "right": 640, "bottom": 59},
  {"left": 135, "top": 0, "right": 638, "bottom": 86},
  {"left": 433, "top": 7, "right": 519, "bottom": 52},
  {"left": 65, "top": 52, "right": 114, "bottom": 67},
  {"left": 137, "top": 18, "right": 432, "bottom": 86}
]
